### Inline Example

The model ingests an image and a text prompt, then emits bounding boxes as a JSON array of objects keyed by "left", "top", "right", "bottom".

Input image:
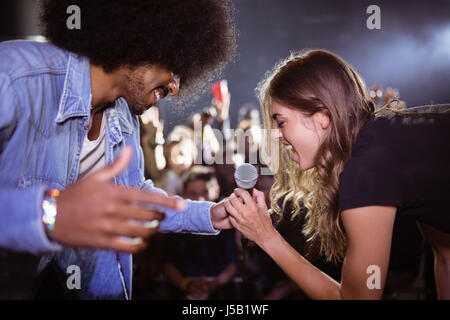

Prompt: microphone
[
  {"left": 233, "top": 163, "right": 258, "bottom": 297},
  {"left": 233, "top": 163, "right": 258, "bottom": 241},
  {"left": 234, "top": 164, "right": 259, "bottom": 235},
  {"left": 234, "top": 163, "right": 258, "bottom": 192}
]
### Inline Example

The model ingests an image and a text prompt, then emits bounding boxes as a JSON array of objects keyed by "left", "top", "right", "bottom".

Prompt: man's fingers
[
  {"left": 104, "top": 237, "right": 148, "bottom": 254},
  {"left": 114, "top": 204, "right": 165, "bottom": 222},
  {"left": 103, "top": 219, "right": 159, "bottom": 239},
  {"left": 94, "top": 146, "right": 133, "bottom": 182},
  {"left": 118, "top": 187, "right": 186, "bottom": 211}
]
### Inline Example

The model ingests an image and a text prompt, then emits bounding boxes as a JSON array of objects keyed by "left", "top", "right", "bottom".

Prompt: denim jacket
[{"left": 0, "top": 40, "right": 218, "bottom": 299}]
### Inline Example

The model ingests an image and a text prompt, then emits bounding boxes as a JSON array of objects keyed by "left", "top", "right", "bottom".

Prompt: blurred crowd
[{"left": 132, "top": 83, "right": 437, "bottom": 300}]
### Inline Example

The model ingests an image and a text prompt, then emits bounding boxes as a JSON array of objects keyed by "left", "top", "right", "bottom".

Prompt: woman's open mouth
[
  {"left": 283, "top": 141, "right": 299, "bottom": 163},
  {"left": 282, "top": 140, "right": 293, "bottom": 150}
]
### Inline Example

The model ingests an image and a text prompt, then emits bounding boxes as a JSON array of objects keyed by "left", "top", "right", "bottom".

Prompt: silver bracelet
[{"left": 41, "top": 189, "right": 60, "bottom": 240}]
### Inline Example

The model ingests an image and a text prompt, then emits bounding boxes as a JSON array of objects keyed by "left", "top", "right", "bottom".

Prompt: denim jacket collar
[
  {"left": 55, "top": 53, "right": 92, "bottom": 123},
  {"left": 106, "top": 100, "right": 134, "bottom": 148},
  {"left": 55, "top": 53, "right": 134, "bottom": 138}
]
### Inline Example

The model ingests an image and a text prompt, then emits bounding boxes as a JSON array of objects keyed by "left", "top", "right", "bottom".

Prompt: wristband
[{"left": 41, "top": 189, "right": 60, "bottom": 240}]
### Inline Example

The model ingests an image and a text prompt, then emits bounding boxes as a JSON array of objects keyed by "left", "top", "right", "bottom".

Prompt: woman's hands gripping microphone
[
  {"left": 223, "top": 188, "right": 278, "bottom": 247},
  {"left": 52, "top": 146, "right": 186, "bottom": 253}
]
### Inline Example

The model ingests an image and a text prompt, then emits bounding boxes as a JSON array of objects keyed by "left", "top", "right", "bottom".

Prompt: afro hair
[{"left": 40, "top": 0, "right": 237, "bottom": 104}]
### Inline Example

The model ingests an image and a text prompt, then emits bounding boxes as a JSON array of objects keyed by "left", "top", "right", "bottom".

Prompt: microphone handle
[
  {"left": 239, "top": 187, "right": 254, "bottom": 243},
  {"left": 240, "top": 226, "right": 249, "bottom": 298},
  {"left": 240, "top": 187, "right": 253, "bottom": 298}
]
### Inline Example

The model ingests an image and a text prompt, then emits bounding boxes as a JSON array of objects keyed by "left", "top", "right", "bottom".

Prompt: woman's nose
[{"left": 271, "top": 128, "right": 283, "bottom": 140}]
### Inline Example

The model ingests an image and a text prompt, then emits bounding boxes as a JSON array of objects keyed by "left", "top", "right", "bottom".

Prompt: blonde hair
[{"left": 257, "top": 49, "right": 450, "bottom": 262}]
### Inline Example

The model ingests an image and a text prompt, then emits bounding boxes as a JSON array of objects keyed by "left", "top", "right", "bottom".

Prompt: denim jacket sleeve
[
  {"left": 141, "top": 179, "right": 220, "bottom": 235},
  {"left": 132, "top": 135, "right": 218, "bottom": 235},
  {"left": 0, "top": 73, "right": 62, "bottom": 254}
]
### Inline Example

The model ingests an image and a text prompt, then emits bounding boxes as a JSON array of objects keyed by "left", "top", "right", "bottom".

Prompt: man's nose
[{"left": 167, "top": 80, "right": 179, "bottom": 96}]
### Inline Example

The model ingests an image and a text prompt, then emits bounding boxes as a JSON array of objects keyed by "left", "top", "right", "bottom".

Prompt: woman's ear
[{"left": 314, "top": 111, "right": 331, "bottom": 130}]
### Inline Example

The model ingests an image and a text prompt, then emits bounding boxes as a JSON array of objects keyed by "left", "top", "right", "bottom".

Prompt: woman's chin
[
  {"left": 291, "top": 151, "right": 300, "bottom": 164},
  {"left": 291, "top": 152, "right": 311, "bottom": 170}
]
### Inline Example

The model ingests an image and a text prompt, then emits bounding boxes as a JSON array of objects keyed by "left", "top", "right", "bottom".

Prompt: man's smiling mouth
[{"left": 153, "top": 88, "right": 163, "bottom": 102}]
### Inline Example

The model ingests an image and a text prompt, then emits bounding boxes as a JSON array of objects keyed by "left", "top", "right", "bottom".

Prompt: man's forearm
[{"left": 141, "top": 179, "right": 218, "bottom": 234}]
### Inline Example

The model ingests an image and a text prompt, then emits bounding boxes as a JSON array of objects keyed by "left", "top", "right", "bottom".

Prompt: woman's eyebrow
[{"left": 272, "top": 113, "right": 281, "bottom": 120}]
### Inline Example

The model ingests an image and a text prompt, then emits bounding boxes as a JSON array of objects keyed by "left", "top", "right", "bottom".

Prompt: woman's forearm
[{"left": 258, "top": 230, "right": 342, "bottom": 300}]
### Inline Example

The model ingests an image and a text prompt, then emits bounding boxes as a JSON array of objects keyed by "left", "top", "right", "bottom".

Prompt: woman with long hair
[{"left": 224, "top": 49, "right": 450, "bottom": 299}]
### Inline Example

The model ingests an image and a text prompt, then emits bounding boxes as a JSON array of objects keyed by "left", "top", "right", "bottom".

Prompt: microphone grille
[{"left": 234, "top": 163, "right": 258, "bottom": 190}]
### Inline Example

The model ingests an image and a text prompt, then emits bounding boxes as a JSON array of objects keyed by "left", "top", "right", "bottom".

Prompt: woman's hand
[{"left": 224, "top": 188, "right": 278, "bottom": 246}]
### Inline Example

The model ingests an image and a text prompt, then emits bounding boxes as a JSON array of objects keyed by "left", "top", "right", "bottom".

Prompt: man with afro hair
[{"left": 0, "top": 0, "right": 236, "bottom": 299}]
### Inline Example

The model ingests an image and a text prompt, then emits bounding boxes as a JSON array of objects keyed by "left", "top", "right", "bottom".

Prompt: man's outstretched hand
[
  {"left": 52, "top": 146, "right": 186, "bottom": 253},
  {"left": 210, "top": 197, "right": 233, "bottom": 230}
]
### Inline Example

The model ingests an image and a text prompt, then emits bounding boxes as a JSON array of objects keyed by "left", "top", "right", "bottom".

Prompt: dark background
[{"left": 1, "top": 0, "right": 450, "bottom": 134}]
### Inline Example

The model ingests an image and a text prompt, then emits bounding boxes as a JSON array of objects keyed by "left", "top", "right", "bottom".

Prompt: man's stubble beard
[{"left": 123, "top": 70, "right": 150, "bottom": 116}]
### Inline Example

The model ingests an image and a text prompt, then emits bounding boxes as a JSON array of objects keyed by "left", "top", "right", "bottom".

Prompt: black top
[{"left": 339, "top": 106, "right": 450, "bottom": 233}]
